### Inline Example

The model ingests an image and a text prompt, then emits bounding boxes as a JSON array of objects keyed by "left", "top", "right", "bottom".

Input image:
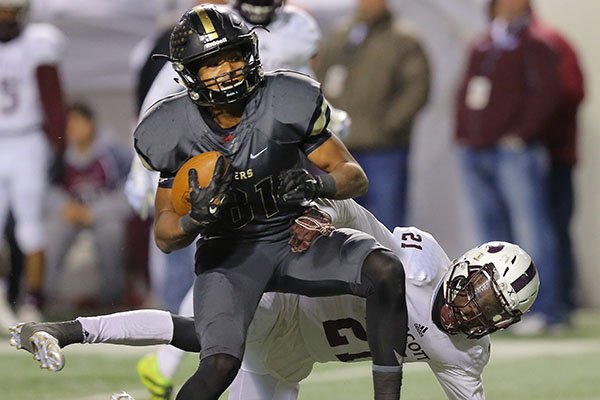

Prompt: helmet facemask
[
  {"left": 442, "top": 262, "right": 522, "bottom": 339},
  {"left": 175, "top": 40, "right": 262, "bottom": 106},
  {"left": 169, "top": 5, "right": 264, "bottom": 107}
]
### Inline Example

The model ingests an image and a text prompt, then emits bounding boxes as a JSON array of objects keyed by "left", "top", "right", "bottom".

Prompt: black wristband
[
  {"left": 179, "top": 214, "right": 205, "bottom": 236},
  {"left": 316, "top": 174, "right": 337, "bottom": 199}
]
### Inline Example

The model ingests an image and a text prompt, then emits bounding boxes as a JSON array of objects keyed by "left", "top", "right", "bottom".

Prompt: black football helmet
[
  {"left": 0, "top": 0, "right": 29, "bottom": 42},
  {"left": 231, "top": 0, "right": 285, "bottom": 26},
  {"left": 169, "top": 5, "right": 263, "bottom": 106}
]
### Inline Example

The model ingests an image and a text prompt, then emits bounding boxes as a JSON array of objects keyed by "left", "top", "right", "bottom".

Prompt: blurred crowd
[{"left": 0, "top": 0, "right": 586, "bottom": 337}]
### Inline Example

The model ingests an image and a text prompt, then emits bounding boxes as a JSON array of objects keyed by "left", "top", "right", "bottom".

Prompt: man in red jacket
[
  {"left": 532, "top": 16, "right": 585, "bottom": 328},
  {"left": 455, "top": 0, "right": 564, "bottom": 332}
]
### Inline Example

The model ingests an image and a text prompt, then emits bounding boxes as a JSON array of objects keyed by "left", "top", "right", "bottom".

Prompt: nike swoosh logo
[{"left": 250, "top": 147, "right": 268, "bottom": 159}]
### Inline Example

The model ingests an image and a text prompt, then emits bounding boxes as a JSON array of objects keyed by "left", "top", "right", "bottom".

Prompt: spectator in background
[
  {"left": 529, "top": 6, "right": 585, "bottom": 324},
  {"left": 0, "top": 0, "right": 67, "bottom": 327},
  {"left": 316, "top": 0, "right": 430, "bottom": 229},
  {"left": 455, "top": 0, "right": 563, "bottom": 333},
  {"left": 44, "top": 103, "right": 131, "bottom": 309}
]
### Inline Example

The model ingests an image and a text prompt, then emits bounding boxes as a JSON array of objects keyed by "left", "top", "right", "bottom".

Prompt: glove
[
  {"left": 278, "top": 169, "right": 336, "bottom": 205},
  {"left": 180, "top": 156, "right": 233, "bottom": 234},
  {"left": 289, "top": 207, "right": 334, "bottom": 252}
]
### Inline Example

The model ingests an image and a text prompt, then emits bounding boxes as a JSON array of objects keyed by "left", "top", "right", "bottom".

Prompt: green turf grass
[{"left": 1, "top": 310, "right": 598, "bottom": 400}]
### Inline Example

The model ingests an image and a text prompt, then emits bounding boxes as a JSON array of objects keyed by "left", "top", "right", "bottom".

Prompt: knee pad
[
  {"left": 361, "top": 250, "right": 405, "bottom": 294},
  {"left": 198, "top": 353, "right": 241, "bottom": 389}
]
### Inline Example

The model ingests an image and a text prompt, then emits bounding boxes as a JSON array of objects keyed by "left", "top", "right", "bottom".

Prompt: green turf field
[{"left": 2, "top": 310, "right": 599, "bottom": 400}]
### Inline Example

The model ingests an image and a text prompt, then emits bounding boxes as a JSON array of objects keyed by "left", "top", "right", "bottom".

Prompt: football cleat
[
  {"left": 9, "top": 322, "right": 65, "bottom": 372},
  {"left": 111, "top": 391, "right": 135, "bottom": 400},
  {"left": 137, "top": 354, "right": 174, "bottom": 400}
]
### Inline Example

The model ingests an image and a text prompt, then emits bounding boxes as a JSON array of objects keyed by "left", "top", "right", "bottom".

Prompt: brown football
[{"left": 171, "top": 151, "right": 228, "bottom": 216}]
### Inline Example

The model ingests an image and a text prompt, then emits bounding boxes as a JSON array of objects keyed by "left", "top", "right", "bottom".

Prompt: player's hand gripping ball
[{"left": 171, "top": 152, "right": 233, "bottom": 220}]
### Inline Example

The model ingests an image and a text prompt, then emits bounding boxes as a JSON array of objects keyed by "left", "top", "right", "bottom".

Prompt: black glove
[
  {"left": 277, "top": 169, "right": 336, "bottom": 205},
  {"left": 180, "top": 156, "right": 233, "bottom": 234},
  {"left": 289, "top": 207, "right": 334, "bottom": 252}
]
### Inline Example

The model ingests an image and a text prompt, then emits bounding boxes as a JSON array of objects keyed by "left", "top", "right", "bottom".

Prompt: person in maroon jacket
[
  {"left": 44, "top": 103, "right": 131, "bottom": 309},
  {"left": 455, "top": 0, "right": 564, "bottom": 332},
  {"left": 0, "top": 0, "right": 67, "bottom": 327},
  {"left": 532, "top": 16, "right": 585, "bottom": 325}
]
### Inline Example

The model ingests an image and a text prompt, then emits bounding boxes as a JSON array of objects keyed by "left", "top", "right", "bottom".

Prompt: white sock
[
  {"left": 178, "top": 286, "right": 194, "bottom": 316},
  {"left": 77, "top": 310, "right": 173, "bottom": 345},
  {"left": 155, "top": 284, "right": 195, "bottom": 378},
  {"left": 156, "top": 343, "right": 186, "bottom": 378}
]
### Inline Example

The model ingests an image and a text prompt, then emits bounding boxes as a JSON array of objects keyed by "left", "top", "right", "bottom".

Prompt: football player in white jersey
[
  {"left": 11, "top": 199, "right": 539, "bottom": 400},
  {"left": 0, "top": 0, "right": 67, "bottom": 327}
]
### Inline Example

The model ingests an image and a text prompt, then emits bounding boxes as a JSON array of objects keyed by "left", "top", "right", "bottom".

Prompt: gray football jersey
[{"left": 134, "top": 70, "right": 332, "bottom": 241}]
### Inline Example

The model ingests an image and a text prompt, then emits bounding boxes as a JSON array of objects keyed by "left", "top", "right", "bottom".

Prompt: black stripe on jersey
[
  {"left": 158, "top": 173, "right": 175, "bottom": 189},
  {"left": 303, "top": 128, "right": 332, "bottom": 155}
]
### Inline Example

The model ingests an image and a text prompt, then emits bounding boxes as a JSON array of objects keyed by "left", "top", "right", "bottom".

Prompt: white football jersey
[
  {"left": 245, "top": 200, "right": 490, "bottom": 400},
  {"left": 0, "top": 24, "right": 66, "bottom": 135},
  {"left": 254, "top": 5, "right": 320, "bottom": 77}
]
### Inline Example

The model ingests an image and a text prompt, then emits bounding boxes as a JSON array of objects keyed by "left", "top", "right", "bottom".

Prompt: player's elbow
[
  {"left": 351, "top": 168, "right": 368, "bottom": 198},
  {"left": 155, "top": 237, "right": 173, "bottom": 254},
  {"left": 154, "top": 227, "right": 178, "bottom": 254},
  {"left": 357, "top": 173, "right": 369, "bottom": 197}
]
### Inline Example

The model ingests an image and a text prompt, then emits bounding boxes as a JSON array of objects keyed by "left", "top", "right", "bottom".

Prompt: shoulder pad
[
  {"left": 133, "top": 92, "right": 190, "bottom": 174},
  {"left": 25, "top": 23, "right": 66, "bottom": 65},
  {"left": 267, "top": 70, "right": 322, "bottom": 125},
  {"left": 391, "top": 227, "right": 450, "bottom": 286}
]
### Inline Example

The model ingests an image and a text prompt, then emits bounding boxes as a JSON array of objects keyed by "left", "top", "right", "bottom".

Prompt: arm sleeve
[
  {"left": 430, "top": 365, "right": 485, "bottom": 400},
  {"left": 319, "top": 199, "right": 396, "bottom": 250},
  {"left": 36, "top": 65, "right": 66, "bottom": 152},
  {"left": 556, "top": 36, "right": 585, "bottom": 107},
  {"left": 512, "top": 40, "right": 561, "bottom": 142}
]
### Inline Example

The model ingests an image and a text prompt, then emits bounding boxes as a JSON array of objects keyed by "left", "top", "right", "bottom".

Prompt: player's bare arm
[
  {"left": 308, "top": 134, "right": 368, "bottom": 199},
  {"left": 277, "top": 135, "right": 368, "bottom": 205},
  {"left": 153, "top": 187, "right": 197, "bottom": 253}
]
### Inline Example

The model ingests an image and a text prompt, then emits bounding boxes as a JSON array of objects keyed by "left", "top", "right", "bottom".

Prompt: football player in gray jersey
[{"left": 133, "top": 5, "right": 406, "bottom": 400}]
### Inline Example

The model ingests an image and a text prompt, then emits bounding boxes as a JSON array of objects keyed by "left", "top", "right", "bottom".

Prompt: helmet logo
[{"left": 203, "top": 36, "right": 228, "bottom": 49}]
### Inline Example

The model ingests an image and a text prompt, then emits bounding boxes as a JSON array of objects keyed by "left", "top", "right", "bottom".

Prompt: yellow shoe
[{"left": 137, "top": 354, "right": 173, "bottom": 400}]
